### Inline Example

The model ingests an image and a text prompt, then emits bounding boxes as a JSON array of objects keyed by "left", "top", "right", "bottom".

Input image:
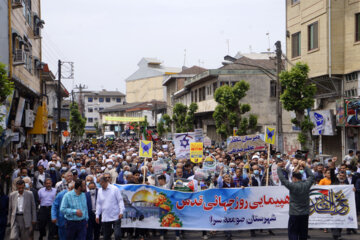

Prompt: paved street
[{"left": 5, "top": 224, "right": 360, "bottom": 239}]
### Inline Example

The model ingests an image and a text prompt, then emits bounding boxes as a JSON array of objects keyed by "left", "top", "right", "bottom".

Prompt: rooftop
[
  {"left": 82, "top": 90, "right": 126, "bottom": 97},
  {"left": 125, "top": 57, "right": 181, "bottom": 82},
  {"left": 162, "top": 65, "right": 207, "bottom": 86}
]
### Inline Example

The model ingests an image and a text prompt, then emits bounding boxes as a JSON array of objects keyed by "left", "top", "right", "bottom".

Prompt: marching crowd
[{"left": 0, "top": 137, "right": 360, "bottom": 240}]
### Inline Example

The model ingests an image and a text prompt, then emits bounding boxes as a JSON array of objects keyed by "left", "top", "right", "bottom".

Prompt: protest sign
[
  {"left": 190, "top": 142, "right": 203, "bottom": 163},
  {"left": 265, "top": 127, "right": 276, "bottom": 145},
  {"left": 194, "top": 169, "right": 210, "bottom": 181},
  {"left": 203, "top": 136, "right": 212, "bottom": 148},
  {"left": 227, "top": 135, "right": 266, "bottom": 154},
  {"left": 202, "top": 154, "right": 217, "bottom": 174},
  {"left": 152, "top": 159, "right": 168, "bottom": 175},
  {"left": 117, "top": 185, "right": 357, "bottom": 230},
  {"left": 194, "top": 128, "right": 204, "bottom": 142},
  {"left": 174, "top": 132, "right": 195, "bottom": 159},
  {"left": 139, "top": 140, "right": 153, "bottom": 158}
]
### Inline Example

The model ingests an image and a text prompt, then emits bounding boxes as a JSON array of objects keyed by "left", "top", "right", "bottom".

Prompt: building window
[
  {"left": 270, "top": 80, "right": 277, "bottom": 98},
  {"left": 88, "top": 108, "right": 93, "bottom": 113},
  {"left": 292, "top": 32, "right": 301, "bottom": 58},
  {"left": 99, "top": 107, "right": 104, "bottom": 111},
  {"left": 106, "top": 97, "right": 110, "bottom": 102},
  {"left": 99, "top": 98, "right": 104, "bottom": 102},
  {"left": 199, "top": 86, "right": 206, "bottom": 101},
  {"left": 292, "top": 0, "right": 300, "bottom": 4},
  {"left": 308, "top": 22, "right": 318, "bottom": 51},
  {"left": 346, "top": 72, "right": 358, "bottom": 82},
  {"left": 88, "top": 97, "right": 93, "bottom": 102},
  {"left": 116, "top": 98, "right": 121, "bottom": 103},
  {"left": 194, "top": 89, "right": 198, "bottom": 102},
  {"left": 356, "top": 13, "right": 360, "bottom": 42},
  {"left": 94, "top": 118, "right": 98, "bottom": 121},
  {"left": 213, "top": 82, "right": 218, "bottom": 94},
  {"left": 88, "top": 118, "right": 93, "bottom": 123}
]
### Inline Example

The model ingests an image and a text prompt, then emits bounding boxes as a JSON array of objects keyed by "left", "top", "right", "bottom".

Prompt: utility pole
[
  {"left": 275, "top": 41, "right": 284, "bottom": 153},
  {"left": 57, "top": 60, "right": 62, "bottom": 155},
  {"left": 56, "top": 61, "right": 74, "bottom": 155},
  {"left": 74, "top": 84, "right": 87, "bottom": 118}
]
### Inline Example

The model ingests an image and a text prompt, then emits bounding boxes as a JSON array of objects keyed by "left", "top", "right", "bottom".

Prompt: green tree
[
  {"left": 94, "top": 122, "right": 101, "bottom": 136},
  {"left": 172, "top": 103, "right": 198, "bottom": 133},
  {"left": 213, "top": 81, "right": 257, "bottom": 140},
  {"left": 69, "top": 102, "right": 86, "bottom": 139},
  {"left": 280, "top": 62, "right": 316, "bottom": 151},
  {"left": 0, "top": 62, "right": 14, "bottom": 134},
  {"left": 157, "top": 113, "right": 172, "bottom": 137}
]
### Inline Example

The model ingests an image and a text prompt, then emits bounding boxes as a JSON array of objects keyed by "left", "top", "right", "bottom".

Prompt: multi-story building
[
  {"left": 165, "top": 54, "right": 298, "bottom": 153},
  {"left": 286, "top": 0, "right": 360, "bottom": 157},
  {"left": 76, "top": 90, "right": 126, "bottom": 137},
  {"left": 125, "top": 58, "right": 181, "bottom": 103},
  {"left": 163, "top": 66, "right": 206, "bottom": 116},
  {"left": 0, "top": 0, "right": 49, "bottom": 151}
]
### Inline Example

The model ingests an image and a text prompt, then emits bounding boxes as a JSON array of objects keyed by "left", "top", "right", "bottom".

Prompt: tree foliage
[
  {"left": 157, "top": 113, "right": 172, "bottom": 137},
  {"left": 94, "top": 122, "right": 101, "bottom": 136},
  {"left": 213, "top": 81, "right": 257, "bottom": 140},
  {"left": 280, "top": 62, "right": 316, "bottom": 150},
  {"left": 172, "top": 103, "right": 198, "bottom": 133},
  {"left": 0, "top": 62, "right": 14, "bottom": 134},
  {"left": 69, "top": 102, "right": 86, "bottom": 139}
]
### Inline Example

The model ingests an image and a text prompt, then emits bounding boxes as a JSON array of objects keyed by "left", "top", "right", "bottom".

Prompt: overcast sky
[{"left": 41, "top": 0, "right": 285, "bottom": 94}]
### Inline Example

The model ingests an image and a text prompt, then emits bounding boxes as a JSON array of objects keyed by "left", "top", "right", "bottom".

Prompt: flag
[
  {"left": 139, "top": 140, "right": 153, "bottom": 158},
  {"left": 265, "top": 126, "right": 276, "bottom": 145}
]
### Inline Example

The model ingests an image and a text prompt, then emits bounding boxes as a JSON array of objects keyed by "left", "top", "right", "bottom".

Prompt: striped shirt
[{"left": 60, "top": 189, "right": 88, "bottom": 221}]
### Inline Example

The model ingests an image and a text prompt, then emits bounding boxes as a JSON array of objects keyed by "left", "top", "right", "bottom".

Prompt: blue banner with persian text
[{"left": 115, "top": 185, "right": 357, "bottom": 230}]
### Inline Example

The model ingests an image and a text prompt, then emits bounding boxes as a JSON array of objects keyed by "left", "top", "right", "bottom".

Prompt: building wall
[
  {"left": 165, "top": 80, "right": 176, "bottom": 115},
  {"left": 286, "top": 0, "right": 360, "bottom": 77},
  {"left": 11, "top": 0, "right": 42, "bottom": 94},
  {"left": 344, "top": 0, "right": 360, "bottom": 74},
  {"left": 0, "top": 0, "right": 9, "bottom": 66},
  {"left": 286, "top": 0, "right": 330, "bottom": 78},
  {"left": 126, "top": 75, "right": 165, "bottom": 103}
]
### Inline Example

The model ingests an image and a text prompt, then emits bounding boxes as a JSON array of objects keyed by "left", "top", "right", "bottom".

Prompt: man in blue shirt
[
  {"left": 51, "top": 182, "right": 74, "bottom": 240},
  {"left": 60, "top": 179, "right": 88, "bottom": 240}
]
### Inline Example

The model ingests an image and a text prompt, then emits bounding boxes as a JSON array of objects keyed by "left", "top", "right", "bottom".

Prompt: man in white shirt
[{"left": 96, "top": 175, "right": 125, "bottom": 240}]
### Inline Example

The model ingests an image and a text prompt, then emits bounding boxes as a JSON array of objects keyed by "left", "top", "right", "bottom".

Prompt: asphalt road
[{"left": 5, "top": 226, "right": 360, "bottom": 239}]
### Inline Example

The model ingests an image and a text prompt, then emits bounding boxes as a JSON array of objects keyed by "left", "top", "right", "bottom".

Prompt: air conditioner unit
[
  {"left": 12, "top": 0, "right": 23, "bottom": 9},
  {"left": 25, "top": 109, "right": 35, "bottom": 128},
  {"left": 13, "top": 49, "right": 25, "bottom": 65}
]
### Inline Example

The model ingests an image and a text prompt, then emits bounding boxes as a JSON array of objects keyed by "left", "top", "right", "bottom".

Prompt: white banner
[{"left": 173, "top": 132, "right": 195, "bottom": 159}]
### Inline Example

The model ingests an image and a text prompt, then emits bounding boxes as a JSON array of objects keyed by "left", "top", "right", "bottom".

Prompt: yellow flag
[
  {"left": 139, "top": 140, "right": 153, "bottom": 158},
  {"left": 265, "top": 127, "right": 276, "bottom": 145}
]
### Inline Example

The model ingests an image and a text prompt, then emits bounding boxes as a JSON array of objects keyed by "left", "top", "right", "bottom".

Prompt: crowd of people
[{"left": 0, "top": 137, "right": 360, "bottom": 240}]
